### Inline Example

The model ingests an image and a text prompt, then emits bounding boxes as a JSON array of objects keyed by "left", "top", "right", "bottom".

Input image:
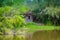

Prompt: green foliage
[
  {"left": 45, "top": 7, "right": 60, "bottom": 25},
  {"left": 32, "top": 6, "right": 60, "bottom": 25},
  {"left": 0, "top": 6, "right": 14, "bottom": 17},
  {"left": 19, "top": 5, "right": 30, "bottom": 13},
  {"left": 13, "top": 35, "right": 25, "bottom": 40},
  {"left": 46, "top": 7, "right": 60, "bottom": 18},
  {"left": 3, "top": 0, "right": 24, "bottom": 6},
  {"left": 0, "top": 0, "right": 60, "bottom": 40},
  {"left": 0, "top": 0, "right": 4, "bottom": 7},
  {"left": 0, "top": 35, "right": 25, "bottom": 40},
  {"left": 3, "top": 0, "right": 13, "bottom": 6},
  {"left": 46, "top": 0, "right": 60, "bottom": 7},
  {"left": 0, "top": 6, "right": 25, "bottom": 35},
  {"left": 13, "top": 0, "right": 24, "bottom": 6}
]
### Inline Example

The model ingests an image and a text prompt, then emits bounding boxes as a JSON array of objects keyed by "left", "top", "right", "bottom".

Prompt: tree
[
  {"left": 44, "top": 7, "right": 60, "bottom": 25},
  {"left": 0, "top": 6, "right": 25, "bottom": 35},
  {"left": 0, "top": 0, "right": 4, "bottom": 7}
]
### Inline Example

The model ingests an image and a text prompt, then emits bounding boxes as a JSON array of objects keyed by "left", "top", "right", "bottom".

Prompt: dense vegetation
[{"left": 0, "top": 0, "right": 60, "bottom": 40}]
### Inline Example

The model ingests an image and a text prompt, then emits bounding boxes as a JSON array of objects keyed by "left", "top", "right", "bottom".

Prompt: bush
[{"left": 0, "top": 6, "right": 25, "bottom": 36}]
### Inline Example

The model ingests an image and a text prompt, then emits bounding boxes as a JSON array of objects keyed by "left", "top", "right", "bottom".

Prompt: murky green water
[
  {"left": 28, "top": 30, "right": 60, "bottom": 40},
  {"left": 0, "top": 30, "right": 60, "bottom": 40}
]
